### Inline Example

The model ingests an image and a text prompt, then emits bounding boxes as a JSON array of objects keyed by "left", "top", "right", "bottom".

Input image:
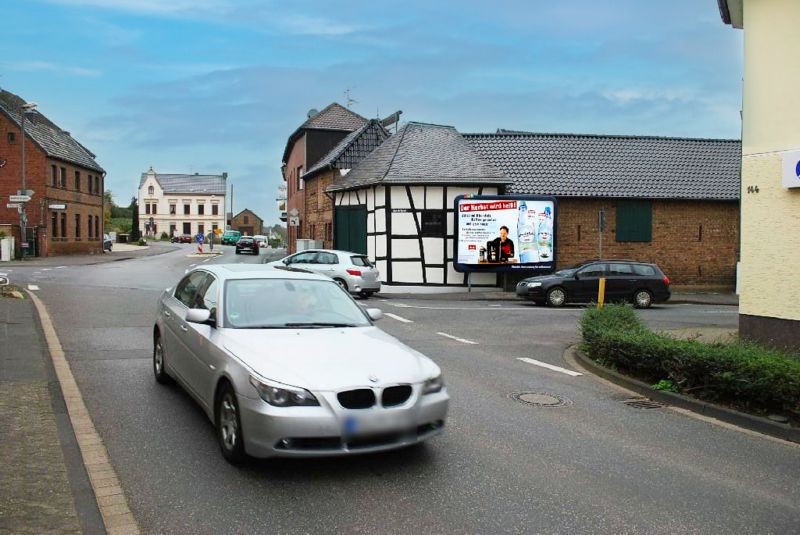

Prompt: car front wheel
[
  {"left": 633, "top": 289, "right": 653, "bottom": 309},
  {"left": 216, "top": 382, "right": 246, "bottom": 464},
  {"left": 546, "top": 287, "right": 567, "bottom": 307}
]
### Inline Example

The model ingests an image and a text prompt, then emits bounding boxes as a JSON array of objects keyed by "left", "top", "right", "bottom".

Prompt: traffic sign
[
  {"left": 48, "top": 203, "right": 67, "bottom": 210},
  {"left": 9, "top": 195, "right": 31, "bottom": 203},
  {"left": 6, "top": 203, "right": 21, "bottom": 209},
  {"left": 289, "top": 216, "right": 300, "bottom": 227}
]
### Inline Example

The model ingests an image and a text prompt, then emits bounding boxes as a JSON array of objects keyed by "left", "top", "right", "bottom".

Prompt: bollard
[{"left": 597, "top": 277, "right": 606, "bottom": 309}]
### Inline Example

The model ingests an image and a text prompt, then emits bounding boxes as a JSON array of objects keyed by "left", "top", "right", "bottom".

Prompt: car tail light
[
  {"left": 663, "top": 276, "right": 670, "bottom": 286},
  {"left": 346, "top": 268, "right": 362, "bottom": 277}
]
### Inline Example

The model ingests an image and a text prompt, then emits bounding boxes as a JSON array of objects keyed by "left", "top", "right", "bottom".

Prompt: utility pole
[{"left": 598, "top": 207, "right": 605, "bottom": 259}]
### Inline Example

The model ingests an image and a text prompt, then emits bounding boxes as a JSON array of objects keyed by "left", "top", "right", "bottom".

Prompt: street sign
[
  {"left": 9, "top": 195, "right": 31, "bottom": 203},
  {"left": 48, "top": 203, "right": 67, "bottom": 210},
  {"left": 21, "top": 242, "right": 29, "bottom": 249},
  {"left": 289, "top": 208, "right": 300, "bottom": 217},
  {"left": 289, "top": 216, "right": 300, "bottom": 227},
  {"left": 6, "top": 203, "right": 21, "bottom": 209}
]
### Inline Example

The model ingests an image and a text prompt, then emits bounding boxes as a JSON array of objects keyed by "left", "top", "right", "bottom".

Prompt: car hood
[
  {"left": 520, "top": 274, "right": 562, "bottom": 284},
  {"left": 221, "top": 326, "right": 438, "bottom": 391}
]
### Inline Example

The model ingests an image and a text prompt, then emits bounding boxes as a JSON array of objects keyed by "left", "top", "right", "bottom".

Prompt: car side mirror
[
  {"left": 186, "top": 308, "right": 211, "bottom": 324},
  {"left": 366, "top": 308, "right": 384, "bottom": 321},
  {"left": 282, "top": 258, "right": 289, "bottom": 265},
  {"left": 574, "top": 272, "right": 581, "bottom": 279}
]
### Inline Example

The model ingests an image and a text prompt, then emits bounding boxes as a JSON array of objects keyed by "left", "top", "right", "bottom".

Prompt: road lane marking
[
  {"left": 517, "top": 357, "right": 583, "bottom": 377},
  {"left": 28, "top": 284, "right": 40, "bottom": 291},
  {"left": 385, "top": 312, "right": 413, "bottom": 323},
  {"left": 25, "top": 290, "right": 140, "bottom": 534},
  {"left": 437, "top": 332, "right": 478, "bottom": 345},
  {"left": 55, "top": 266, "right": 66, "bottom": 269},
  {"left": 42, "top": 268, "right": 52, "bottom": 271}
]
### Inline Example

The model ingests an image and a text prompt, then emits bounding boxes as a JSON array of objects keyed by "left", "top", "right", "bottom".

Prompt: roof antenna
[{"left": 344, "top": 88, "right": 358, "bottom": 109}]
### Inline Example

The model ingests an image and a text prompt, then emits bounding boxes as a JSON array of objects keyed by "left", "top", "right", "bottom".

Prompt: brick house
[
  {"left": 231, "top": 208, "right": 263, "bottom": 236},
  {"left": 282, "top": 103, "right": 371, "bottom": 253},
  {"left": 0, "top": 89, "right": 105, "bottom": 257},
  {"left": 465, "top": 132, "right": 741, "bottom": 287}
]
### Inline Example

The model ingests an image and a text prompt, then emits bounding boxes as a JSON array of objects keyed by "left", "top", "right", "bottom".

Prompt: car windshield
[{"left": 224, "top": 278, "right": 372, "bottom": 329}]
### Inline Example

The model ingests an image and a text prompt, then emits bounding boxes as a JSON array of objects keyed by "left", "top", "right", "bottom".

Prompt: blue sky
[{"left": 1, "top": 0, "right": 742, "bottom": 225}]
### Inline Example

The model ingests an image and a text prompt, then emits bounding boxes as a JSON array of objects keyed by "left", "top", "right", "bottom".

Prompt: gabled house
[
  {"left": 0, "top": 88, "right": 105, "bottom": 257},
  {"left": 327, "top": 122, "right": 510, "bottom": 286},
  {"left": 465, "top": 131, "right": 741, "bottom": 286},
  {"left": 282, "top": 103, "right": 370, "bottom": 253},
  {"left": 231, "top": 208, "right": 263, "bottom": 236}
]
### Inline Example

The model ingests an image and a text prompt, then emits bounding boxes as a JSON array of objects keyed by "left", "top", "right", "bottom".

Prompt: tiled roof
[
  {"left": 139, "top": 172, "right": 227, "bottom": 195},
  {"left": 464, "top": 132, "right": 741, "bottom": 200},
  {"left": 233, "top": 208, "right": 262, "bottom": 221},
  {"left": 0, "top": 89, "right": 104, "bottom": 173},
  {"left": 304, "top": 119, "right": 390, "bottom": 179},
  {"left": 328, "top": 122, "right": 509, "bottom": 192},
  {"left": 282, "top": 103, "right": 368, "bottom": 164}
]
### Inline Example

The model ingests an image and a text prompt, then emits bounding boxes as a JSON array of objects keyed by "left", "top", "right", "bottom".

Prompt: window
[
  {"left": 421, "top": 210, "right": 446, "bottom": 237},
  {"left": 212, "top": 204, "right": 219, "bottom": 216},
  {"left": 297, "top": 165, "right": 304, "bottom": 190},
  {"left": 51, "top": 212, "right": 57, "bottom": 238},
  {"left": 75, "top": 214, "right": 81, "bottom": 239},
  {"left": 608, "top": 263, "right": 634, "bottom": 276},
  {"left": 289, "top": 252, "right": 316, "bottom": 264},
  {"left": 60, "top": 167, "right": 67, "bottom": 188},
  {"left": 174, "top": 272, "right": 206, "bottom": 308},
  {"left": 170, "top": 224, "right": 176, "bottom": 237},
  {"left": 51, "top": 165, "right": 58, "bottom": 186},
  {"left": 169, "top": 204, "right": 176, "bottom": 215},
  {"left": 183, "top": 222, "right": 191, "bottom": 234},
  {"left": 184, "top": 204, "right": 190, "bottom": 215},
  {"left": 94, "top": 176, "right": 100, "bottom": 195},
  {"left": 616, "top": 201, "right": 652, "bottom": 242},
  {"left": 198, "top": 224, "right": 204, "bottom": 235},
  {"left": 315, "top": 252, "right": 339, "bottom": 265},
  {"left": 75, "top": 171, "right": 80, "bottom": 190},
  {"left": 151, "top": 203, "right": 157, "bottom": 215},
  {"left": 148, "top": 185, "right": 154, "bottom": 196},
  {"left": 212, "top": 224, "right": 218, "bottom": 232},
  {"left": 60, "top": 213, "right": 67, "bottom": 238},
  {"left": 198, "top": 204, "right": 205, "bottom": 215},
  {"left": 578, "top": 263, "right": 606, "bottom": 278},
  {"left": 243, "top": 215, "right": 249, "bottom": 224},
  {"left": 87, "top": 215, "right": 93, "bottom": 238},
  {"left": 95, "top": 217, "right": 99, "bottom": 239},
  {"left": 197, "top": 275, "right": 219, "bottom": 317},
  {"left": 350, "top": 256, "right": 373, "bottom": 267},
  {"left": 7, "top": 132, "right": 15, "bottom": 143},
  {"left": 145, "top": 203, "right": 151, "bottom": 215},
  {"left": 632, "top": 264, "right": 656, "bottom": 276}
]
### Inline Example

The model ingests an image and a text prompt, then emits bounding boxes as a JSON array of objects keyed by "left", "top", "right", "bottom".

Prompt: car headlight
[
  {"left": 249, "top": 375, "right": 319, "bottom": 407},
  {"left": 422, "top": 374, "right": 445, "bottom": 395},
  {"left": 526, "top": 282, "right": 542, "bottom": 288}
]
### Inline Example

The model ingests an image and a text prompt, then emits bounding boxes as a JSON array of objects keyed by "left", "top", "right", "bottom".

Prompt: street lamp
[{"left": 19, "top": 101, "right": 38, "bottom": 257}]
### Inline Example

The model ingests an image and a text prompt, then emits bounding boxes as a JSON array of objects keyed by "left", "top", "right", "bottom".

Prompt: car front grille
[
  {"left": 337, "top": 388, "right": 376, "bottom": 409},
  {"left": 381, "top": 385, "right": 412, "bottom": 407}
]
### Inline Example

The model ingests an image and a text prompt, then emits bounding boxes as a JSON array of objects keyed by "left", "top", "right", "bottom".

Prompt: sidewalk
[
  {"left": 0, "top": 294, "right": 103, "bottom": 533},
  {"left": 1, "top": 241, "right": 177, "bottom": 268}
]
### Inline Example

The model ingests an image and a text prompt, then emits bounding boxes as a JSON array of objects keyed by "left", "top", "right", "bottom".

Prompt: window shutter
[{"left": 615, "top": 201, "right": 652, "bottom": 242}]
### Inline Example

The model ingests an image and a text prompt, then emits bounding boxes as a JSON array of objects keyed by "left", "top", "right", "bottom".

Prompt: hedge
[{"left": 580, "top": 305, "right": 800, "bottom": 415}]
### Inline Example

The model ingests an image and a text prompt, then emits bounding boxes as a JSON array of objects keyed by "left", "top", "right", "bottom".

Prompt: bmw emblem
[{"left": 368, "top": 374, "right": 379, "bottom": 383}]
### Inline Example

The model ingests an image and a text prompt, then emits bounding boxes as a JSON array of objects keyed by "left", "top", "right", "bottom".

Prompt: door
[
  {"left": 567, "top": 263, "right": 607, "bottom": 302},
  {"left": 286, "top": 251, "right": 319, "bottom": 271},
  {"left": 606, "top": 262, "right": 637, "bottom": 301},
  {"left": 313, "top": 251, "right": 340, "bottom": 277},
  {"left": 334, "top": 206, "right": 367, "bottom": 254},
  {"left": 181, "top": 273, "right": 220, "bottom": 409},
  {"left": 165, "top": 271, "right": 207, "bottom": 385}
]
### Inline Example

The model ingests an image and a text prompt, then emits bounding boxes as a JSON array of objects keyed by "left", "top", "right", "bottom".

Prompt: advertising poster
[{"left": 454, "top": 195, "right": 556, "bottom": 273}]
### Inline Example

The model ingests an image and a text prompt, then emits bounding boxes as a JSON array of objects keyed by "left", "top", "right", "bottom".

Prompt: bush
[
  {"left": 137, "top": 238, "right": 147, "bottom": 246},
  {"left": 580, "top": 304, "right": 800, "bottom": 414},
  {"left": 160, "top": 232, "right": 169, "bottom": 241}
]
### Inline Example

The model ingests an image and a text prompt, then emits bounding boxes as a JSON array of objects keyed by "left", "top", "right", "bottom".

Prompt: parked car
[
  {"left": 153, "top": 265, "right": 448, "bottom": 463},
  {"left": 103, "top": 234, "right": 113, "bottom": 252},
  {"left": 252, "top": 235, "right": 268, "bottom": 248},
  {"left": 235, "top": 236, "right": 258, "bottom": 255},
  {"left": 171, "top": 234, "right": 193, "bottom": 244},
  {"left": 266, "top": 249, "right": 381, "bottom": 298},
  {"left": 221, "top": 230, "right": 241, "bottom": 245},
  {"left": 516, "top": 260, "right": 671, "bottom": 308}
]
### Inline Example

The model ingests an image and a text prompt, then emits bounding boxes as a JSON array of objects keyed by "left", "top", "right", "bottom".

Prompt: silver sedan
[{"left": 153, "top": 265, "right": 448, "bottom": 463}]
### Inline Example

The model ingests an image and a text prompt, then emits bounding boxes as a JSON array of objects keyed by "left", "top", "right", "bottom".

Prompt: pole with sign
[{"left": 598, "top": 207, "right": 605, "bottom": 260}]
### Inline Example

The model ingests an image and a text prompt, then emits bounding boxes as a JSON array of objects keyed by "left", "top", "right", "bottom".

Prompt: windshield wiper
[{"left": 282, "top": 322, "right": 359, "bottom": 328}]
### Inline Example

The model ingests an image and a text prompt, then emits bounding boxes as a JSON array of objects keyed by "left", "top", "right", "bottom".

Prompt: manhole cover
[
  {"left": 510, "top": 392, "right": 571, "bottom": 407},
  {"left": 622, "top": 398, "right": 663, "bottom": 409}
]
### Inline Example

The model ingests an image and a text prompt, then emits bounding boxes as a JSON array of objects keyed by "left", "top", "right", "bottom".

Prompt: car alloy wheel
[
  {"left": 633, "top": 289, "right": 653, "bottom": 309},
  {"left": 216, "top": 383, "right": 246, "bottom": 464},
  {"left": 153, "top": 335, "right": 171, "bottom": 384},
  {"left": 546, "top": 287, "right": 566, "bottom": 307},
  {"left": 334, "top": 278, "right": 348, "bottom": 291}
]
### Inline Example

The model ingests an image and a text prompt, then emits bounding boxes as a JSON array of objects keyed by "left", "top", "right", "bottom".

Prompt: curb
[{"left": 565, "top": 345, "right": 800, "bottom": 444}]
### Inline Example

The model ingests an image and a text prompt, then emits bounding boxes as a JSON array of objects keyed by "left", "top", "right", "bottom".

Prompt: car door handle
[
  {"left": 180, "top": 325, "right": 188, "bottom": 333},
  {"left": 164, "top": 310, "right": 172, "bottom": 318}
]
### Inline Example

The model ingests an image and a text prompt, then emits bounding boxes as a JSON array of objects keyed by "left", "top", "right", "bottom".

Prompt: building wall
[
  {"left": 231, "top": 209, "right": 263, "bottom": 236},
  {"left": 738, "top": 0, "right": 800, "bottom": 349},
  {"left": 0, "top": 114, "right": 103, "bottom": 257},
  {"left": 556, "top": 198, "right": 739, "bottom": 286},
  {"left": 138, "top": 176, "right": 225, "bottom": 238},
  {"left": 303, "top": 169, "right": 336, "bottom": 249},
  {"left": 285, "top": 134, "right": 306, "bottom": 253}
]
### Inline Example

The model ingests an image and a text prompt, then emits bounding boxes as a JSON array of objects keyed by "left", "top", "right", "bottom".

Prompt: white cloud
[
  {"left": 36, "top": 0, "right": 229, "bottom": 17},
  {"left": 276, "top": 14, "right": 364, "bottom": 36},
  {"left": 1, "top": 60, "right": 101, "bottom": 77}
]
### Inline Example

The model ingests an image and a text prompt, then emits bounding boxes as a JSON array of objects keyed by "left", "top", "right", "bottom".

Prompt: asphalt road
[{"left": 5, "top": 245, "right": 799, "bottom": 534}]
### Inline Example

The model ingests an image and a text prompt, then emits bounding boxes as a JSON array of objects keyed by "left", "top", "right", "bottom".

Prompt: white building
[{"left": 137, "top": 167, "right": 227, "bottom": 238}]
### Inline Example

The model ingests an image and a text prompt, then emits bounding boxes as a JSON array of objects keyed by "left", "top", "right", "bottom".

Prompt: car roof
[
  {"left": 293, "top": 248, "right": 368, "bottom": 256},
  {"left": 196, "top": 264, "right": 332, "bottom": 282}
]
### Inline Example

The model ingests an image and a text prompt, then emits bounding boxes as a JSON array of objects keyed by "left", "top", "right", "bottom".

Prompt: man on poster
[{"left": 487, "top": 225, "right": 515, "bottom": 262}]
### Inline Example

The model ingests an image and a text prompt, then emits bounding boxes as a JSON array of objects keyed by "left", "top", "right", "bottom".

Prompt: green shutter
[
  {"left": 616, "top": 201, "right": 652, "bottom": 242},
  {"left": 334, "top": 206, "right": 367, "bottom": 254}
]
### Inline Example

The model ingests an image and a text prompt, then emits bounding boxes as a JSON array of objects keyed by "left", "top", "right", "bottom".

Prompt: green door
[{"left": 334, "top": 206, "right": 367, "bottom": 254}]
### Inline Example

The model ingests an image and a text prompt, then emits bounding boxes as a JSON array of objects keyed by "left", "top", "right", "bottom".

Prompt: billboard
[{"left": 454, "top": 195, "right": 557, "bottom": 273}]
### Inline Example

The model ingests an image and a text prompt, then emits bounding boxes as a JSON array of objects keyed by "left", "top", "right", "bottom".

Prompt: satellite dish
[{"left": 307, "top": 108, "right": 319, "bottom": 119}]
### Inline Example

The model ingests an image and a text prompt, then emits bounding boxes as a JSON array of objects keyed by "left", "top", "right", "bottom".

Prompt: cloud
[
  {"left": 1, "top": 60, "right": 101, "bottom": 77},
  {"left": 36, "top": 0, "right": 229, "bottom": 17},
  {"left": 275, "top": 14, "right": 365, "bottom": 36}
]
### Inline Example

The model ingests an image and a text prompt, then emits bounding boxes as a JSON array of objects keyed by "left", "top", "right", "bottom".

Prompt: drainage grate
[
  {"left": 622, "top": 398, "right": 663, "bottom": 409},
  {"left": 510, "top": 392, "right": 572, "bottom": 408}
]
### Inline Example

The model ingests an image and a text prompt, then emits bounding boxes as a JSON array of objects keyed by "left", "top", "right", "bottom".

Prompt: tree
[
  {"left": 130, "top": 197, "right": 140, "bottom": 241},
  {"left": 103, "top": 190, "right": 113, "bottom": 225}
]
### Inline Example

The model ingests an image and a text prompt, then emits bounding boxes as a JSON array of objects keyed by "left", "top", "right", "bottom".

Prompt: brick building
[
  {"left": 0, "top": 89, "right": 105, "bottom": 257},
  {"left": 466, "top": 132, "right": 741, "bottom": 287},
  {"left": 282, "top": 103, "right": 372, "bottom": 253},
  {"left": 230, "top": 208, "right": 263, "bottom": 236}
]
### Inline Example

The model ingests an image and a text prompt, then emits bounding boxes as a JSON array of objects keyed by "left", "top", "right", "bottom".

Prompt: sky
[{"left": 1, "top": 0, "right": 743, "bottom": 226}]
